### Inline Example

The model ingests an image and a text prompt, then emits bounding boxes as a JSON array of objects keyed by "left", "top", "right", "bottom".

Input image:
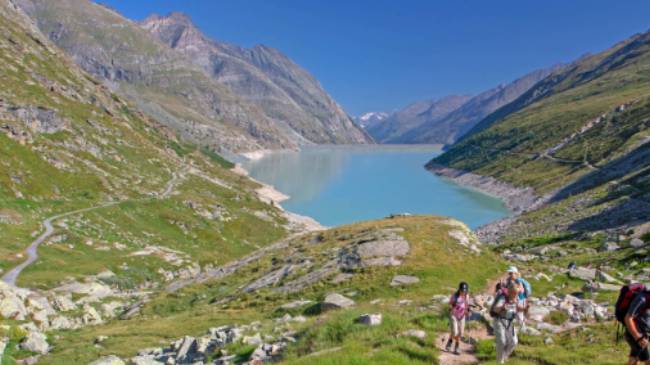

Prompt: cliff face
[
  {"left": 141, "top": 13, "right": 372, "bottom": 146},
  {"left": 16, "top": 1, "right": 371, "bottom": 153}
]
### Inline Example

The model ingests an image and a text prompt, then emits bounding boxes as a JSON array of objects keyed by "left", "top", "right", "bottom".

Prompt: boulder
[
  {"left": 321, "top": 293, "right": 355, "bottom": 311},
  {"left": 82, "top": 304, "right": 103, "bottom": 325},
  {"left": 20, "top": 331, "right": 49, "bottom": 354},
  {"left": 88, "top": 355, "right": 125, "bottom": 365},
  {"left": 568, "top": 267, "right": 596, "bottom": 281},
  {"left": 520, "top": 327, "right": 541, "bottom": 336},
  {"left": 243, "top": 333, "right": 262, "bottom": 346},
  {"left": 357, "top": 314, "right": 382, "bottom": 326},
  {"left": 0, "top": 286, "right": 27, "bottom": 320},
  {"left": 527, "top": 306, "right": 551, "bottom": 322},
  {"left": 631, "top": 238, "right": 646, "bottom": 248},
  {"left": 596, "top": 270, "right": 620, "bottom": 284},
  {"left": 175, "top": 336, "right": 197, "bottom": 363},
  {"left": 390, "top": 275, "right": 420, "bottom": 287}
]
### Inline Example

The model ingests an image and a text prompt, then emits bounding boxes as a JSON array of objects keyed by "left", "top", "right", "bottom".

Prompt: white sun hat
[{"left": 506, "top": 266, "right": 519, "bottom": 273}]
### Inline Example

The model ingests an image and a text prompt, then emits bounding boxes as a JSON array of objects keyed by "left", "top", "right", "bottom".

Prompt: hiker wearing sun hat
[{"left": 505, "top": 266, "right": 532, "bottom": 330}]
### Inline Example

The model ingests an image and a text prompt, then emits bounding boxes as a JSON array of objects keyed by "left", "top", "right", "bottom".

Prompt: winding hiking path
[{"left": 1, "top": 171, "right": 180, "bottom": 287}]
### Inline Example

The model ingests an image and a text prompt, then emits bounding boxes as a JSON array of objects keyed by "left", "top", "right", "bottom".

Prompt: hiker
[
  {"left": 505, "top": 266, "right": 531, "bottom": 330},
  {"left": 491, "top": 281, "right": 522, "bottom": 364},
  {"left": 445, "top": 282, "right": 470, "bottom": 355},
  {"left": 621, "top": 285, "right": 650, "bottom": 365}
]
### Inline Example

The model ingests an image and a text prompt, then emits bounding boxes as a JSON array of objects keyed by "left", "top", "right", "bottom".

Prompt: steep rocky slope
[
  {"left": 367, "top": 95, "right": 470, "bottom": 143},
  {"left": 15, "top": 0, "right": 371, "bottom": 154},
  {"left": 398, "top": 67, "right": 558, "bottom": 145},
  {"left": 430, "top": 30, "right": 650, "bottom": 243},
  {"left": 141, "top": 13, "right": 371, "bottom": 147}
]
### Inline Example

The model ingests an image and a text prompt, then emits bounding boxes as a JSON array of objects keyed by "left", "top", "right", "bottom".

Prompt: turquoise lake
[{"left": 240, "top": 145, "right": 510, "bottom": 228}]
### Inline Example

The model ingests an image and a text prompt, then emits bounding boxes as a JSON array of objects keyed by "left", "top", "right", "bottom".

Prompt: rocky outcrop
[
  {"left": 390, "top": 275, "right": 420, "bottom": 287},
  {"left": 321, "top": 293, "right": 355, "bottom": 311}
]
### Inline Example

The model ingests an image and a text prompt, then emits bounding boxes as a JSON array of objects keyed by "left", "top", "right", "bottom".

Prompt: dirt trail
[
  {"left": 436, "top": 275, "right": 506, "bottom": 365},
  {"left": 1, "top": 171, "right": 181, "bottom": 287}
]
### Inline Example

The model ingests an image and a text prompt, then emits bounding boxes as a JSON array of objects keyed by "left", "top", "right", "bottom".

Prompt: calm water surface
[{"left": 240, "top": 145, "right": 509, "bottom": 228}]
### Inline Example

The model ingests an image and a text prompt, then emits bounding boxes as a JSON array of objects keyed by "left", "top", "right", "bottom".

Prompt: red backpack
[{"left": 615, "top": 283, "right": 647, "bottom": 323}]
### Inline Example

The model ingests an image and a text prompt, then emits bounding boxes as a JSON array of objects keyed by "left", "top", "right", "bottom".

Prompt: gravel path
[{"left": 1, "top": 171, "right": 180, "bottom": 287}]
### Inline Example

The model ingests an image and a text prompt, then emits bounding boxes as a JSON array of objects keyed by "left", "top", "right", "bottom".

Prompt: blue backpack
[{"left": 517, "top": 278, "right": 532, "bottom": 298}]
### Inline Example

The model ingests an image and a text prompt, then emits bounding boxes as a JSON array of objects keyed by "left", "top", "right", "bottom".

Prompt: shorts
[
  {"left": 450, "top": 315, "right": 465, "bottom": 337},
  {"left": 625, "top": 331, "right": 650, "bottom": 361}
]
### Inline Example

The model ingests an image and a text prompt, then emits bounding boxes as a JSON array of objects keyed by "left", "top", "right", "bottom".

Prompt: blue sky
[{"left": 100, "top": 0, "right": 650, "bottom": 116}]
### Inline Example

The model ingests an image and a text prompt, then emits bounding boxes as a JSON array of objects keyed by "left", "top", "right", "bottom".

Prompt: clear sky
[{"left": 100, "top": 0, "right": 650, "bottom": 116}]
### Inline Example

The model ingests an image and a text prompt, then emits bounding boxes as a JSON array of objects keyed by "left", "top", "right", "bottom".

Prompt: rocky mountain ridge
[
  {"left": 15, "top": 0, "right": 371, "bottom": 154},
  {"left": 140, "top": 12, "right": 371, "bottom": 147}
]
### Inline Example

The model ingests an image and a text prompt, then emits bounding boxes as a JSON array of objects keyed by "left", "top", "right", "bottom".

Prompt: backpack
[
  {"left": 490, "top": 290, "right": 508, "bottom": 317},
  {"left": 615, "top": 283, "right": 646, "bottom": 323},
  {"left": 518, "top": 278, "right": 532, "bottom": 298}
]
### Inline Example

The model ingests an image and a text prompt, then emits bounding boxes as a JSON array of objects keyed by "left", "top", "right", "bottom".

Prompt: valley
[{"left": 0, "top": 0, "right": 649, "bottom": 364}]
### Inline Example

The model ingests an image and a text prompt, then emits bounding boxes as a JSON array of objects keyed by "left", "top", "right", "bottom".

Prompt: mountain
[
  {"left": 15, "top": 0, "right": 371, "bottom": 153},
  {"left": 354, "top": 111, "right": 389, "bottom": 129},
  {"left": 141, "top": 13, "right": 371, "bottom": 147},
  {"left": 366, "top": 95, "right": 471, "bottom": 143},
  {"left": 397, "top": 67, "right": 559, "bottom": 145},
  {"left": 429, "top": 29, "right": 650, "bottom": 243},
  {"left": 378, "top": 67, "right": 557, "bottom": 146}
]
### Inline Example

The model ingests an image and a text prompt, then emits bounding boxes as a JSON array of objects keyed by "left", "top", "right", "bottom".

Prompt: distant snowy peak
[{"left": 355, "top": 112, "right": 389, "bottom": 128}]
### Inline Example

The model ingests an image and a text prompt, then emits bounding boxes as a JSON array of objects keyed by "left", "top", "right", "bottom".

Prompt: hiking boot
[
  {"left": 453, "top": 342, "right": 460, "bottom": 355},
  {"left": 444, "top": 339, "right": 452, "bottom": 352}
]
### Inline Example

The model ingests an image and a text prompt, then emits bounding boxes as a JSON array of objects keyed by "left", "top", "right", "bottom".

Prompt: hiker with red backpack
[
  {"left": 616, "top": 283, "right": 650, "bottom": 365},
  {"left": 445, "top": 282, "right": 471, "bottom": 355},
  {"left": 491, "top": 281, "right": 522, "bottom": 364}
]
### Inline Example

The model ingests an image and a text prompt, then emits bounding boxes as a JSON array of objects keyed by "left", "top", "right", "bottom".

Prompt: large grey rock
[
  {"left": 631, "top": 238, "right": 646, "bottom": 248},
  {"left": 527, "top": 306, "right": 551, "bottom": 322},
  {"left": 390, "top": 275, "right": 420, "bottom": 287},
  {"left": 568, "top": 267, "right": 596, "bottom": 281},
  {"left": 82, "top": 304, "right": 103, "bottom": 325},
  {"left": 339, "top": 233, "right": 410, "bottom": 270},
  {"left": 321, "top": 293, "right": 355, "bottom": 311},
  {"left": 88, "top": 355, "right": 125, "bottom": 365},
  {"left": 175, "top": 336, "right": 197, "bottom": 363},
  {"left": 20, "top": 331, "right": 49, "bottom": 354},
  {"left": 0, "top": 283, "right": 27, "bottom": 320},
  {"left": 595, "top": 270, "right": 620, "bottom": 284}
]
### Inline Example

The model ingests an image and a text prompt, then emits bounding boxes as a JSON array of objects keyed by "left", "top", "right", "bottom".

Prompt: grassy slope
[
  {"left": 0, "top": 2, "right": 286, "bottom": 289},
  {"left": 37, "top": 216, "right": 505, "bottom": 364},
  {"left": 433, "top": 31, "right": 650, "bottom": 194}
]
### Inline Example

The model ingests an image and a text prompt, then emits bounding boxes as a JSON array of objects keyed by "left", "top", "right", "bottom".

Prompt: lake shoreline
[{"left": 232, "top": 163, "right": 325, "bottom": 233}]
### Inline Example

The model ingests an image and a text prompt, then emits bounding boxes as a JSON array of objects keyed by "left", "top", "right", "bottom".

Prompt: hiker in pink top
[{"left": 445, "top": 282, "right": 470, "bottom": 355}]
